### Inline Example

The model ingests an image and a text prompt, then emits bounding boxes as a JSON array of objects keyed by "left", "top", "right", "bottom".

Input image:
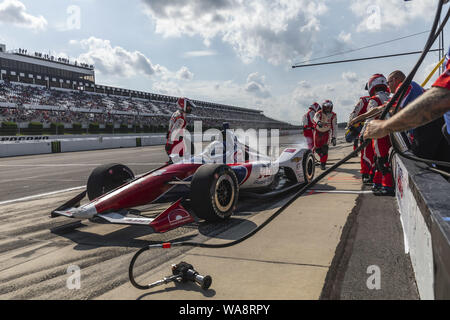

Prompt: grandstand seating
[{"left": 0, "top": 81, "right": 296, "bottom": 132}]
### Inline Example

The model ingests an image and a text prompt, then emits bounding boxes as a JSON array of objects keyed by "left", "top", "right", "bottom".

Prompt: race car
[{"left": 51, "top": 130, "right": 315, "bottom": 234}]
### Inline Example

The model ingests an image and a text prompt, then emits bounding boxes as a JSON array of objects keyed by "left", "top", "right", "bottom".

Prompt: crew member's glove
[
  {"left": 331, "top": 138, "right": 336, "bottom": 146},
  {"left": 317, "top": 121, "right": 323, "bottom": 128}
]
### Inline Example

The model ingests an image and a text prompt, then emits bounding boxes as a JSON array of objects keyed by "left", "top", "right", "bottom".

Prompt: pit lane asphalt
[{"left": 0, "top": 134, "right": 418, "bottom": 299}]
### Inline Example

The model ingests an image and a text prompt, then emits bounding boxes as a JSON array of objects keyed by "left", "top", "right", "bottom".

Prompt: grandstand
[{"left": 0, "top": 44, "right": 297, "bottom": 135}]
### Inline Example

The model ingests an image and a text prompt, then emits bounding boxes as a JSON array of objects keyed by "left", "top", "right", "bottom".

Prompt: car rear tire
[
  {"left": 302, "top": 150, "right": 315, "bottom": 183},
  {"left": 191, "top": 164, "right": 239, "bottom": 222},
  {"left": 87, "top": 163, "right": 135, "bottom": 201}
]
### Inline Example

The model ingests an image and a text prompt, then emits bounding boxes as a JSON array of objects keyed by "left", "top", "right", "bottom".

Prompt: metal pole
[
  {"left": 439, "top": 18, "right": 442, "bottom": 74},
  {"left": 441, "top": 27, "right": 445, "bottom": 74},
  {"left": 292, "top": 49, "right": 440, "bottom": 68}
]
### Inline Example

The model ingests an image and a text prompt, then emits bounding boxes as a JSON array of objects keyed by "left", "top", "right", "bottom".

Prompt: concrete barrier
[
  {"left": 0, "top": 130, "right": 297, "bottom": 158},
  {"left": 0, "top": 141, "right": 52, "bottom": 157},
  {"left": 60, "top": 137, "right": 137, "bottom": 153},
  {"left": 0, "top": 134, "right": 167, "bottom": 157},
  {"left": 393, "top": 153, "right": 450, "bottom": 300}
]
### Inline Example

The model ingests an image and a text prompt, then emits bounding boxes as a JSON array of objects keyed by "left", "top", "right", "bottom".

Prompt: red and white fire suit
[
  {"left": 302, "top": 108, "right": 317, "bottom": 149},
  {"left": 313, "top": 110, "right": 337, "bottom": 165},
  {"left": 165, "top": 110, "right": 187, "bottom": 158},
  {"left": 349, "top": 96, "right": 373, "bottom": 175},
  {"left": 368, "top": 91, "right": 393, "bottom": 189}
]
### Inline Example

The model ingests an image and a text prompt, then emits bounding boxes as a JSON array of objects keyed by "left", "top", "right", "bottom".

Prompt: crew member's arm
[
  {"left": 302, "top": 112, "right": 309, "bottom": 128},
  {"left": 364, "top": 87, "right": 450, "bottom": 139},
  {"left": 348, "top": 104, "right": 384, "bottom": 126},
  {"left": 313, "top": 111, "right": 321, "bottom": 128},
  {"left": 332, "top": 114, "right": 338, "bottom": 140},
  {"left": 348, "top": 99, "right": 364, "bottom": 125}
]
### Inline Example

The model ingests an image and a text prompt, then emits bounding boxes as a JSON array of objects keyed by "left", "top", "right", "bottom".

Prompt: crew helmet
[
  {"left": 365, "top": 74, "right": 388, "bottom": 96},
  {"left": 177, "top": 97, "right": 195, "bottom": 113},
  {"left": 322, "top": 100, "right": 333, "bottom": 114},
  {"left": 309, "top": 102, "right": 321, "bottom": 112}
]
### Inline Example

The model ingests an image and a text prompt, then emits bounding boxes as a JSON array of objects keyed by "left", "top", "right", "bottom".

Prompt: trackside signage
[{"left": 0, "top": 136, "right": 50, "bottom": 142}]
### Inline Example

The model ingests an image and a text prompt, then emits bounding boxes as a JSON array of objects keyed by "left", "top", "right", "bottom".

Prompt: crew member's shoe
[
  {"left": 376, "top": 187, "right": 395, "bottom": 197},
  {"left": 363, "top": 174, "right": 374, "bottom": 186},
  {"left": 362, "top": 174, "right": 370, "bottom": 184},
  {"left": 320, "top": 163, "right": 326, "bottom": 170},
  {"left": 371, "top": 184, "right": 381, "bottom": 194}
]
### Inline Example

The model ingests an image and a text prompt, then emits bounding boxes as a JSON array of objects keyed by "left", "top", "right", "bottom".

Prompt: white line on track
[
  {"left": 0, "top": 173, "right": 148, "bottom": 206},
  {"left": 0, "top": 163, "right": 166, "bottom": 167},
  {"left": 0, "top": 186, "right": 85, "bottom": 206}
]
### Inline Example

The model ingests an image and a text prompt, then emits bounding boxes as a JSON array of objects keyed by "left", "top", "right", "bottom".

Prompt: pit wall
[
  {"left": 0, "top": 134, "right": 166, "bottom": 157},
  {"left": 393, "top": 154, "right": 450, "bottom": 300},
  {"left": 0, "top": 130, "right": 298, "bottom": 158}
]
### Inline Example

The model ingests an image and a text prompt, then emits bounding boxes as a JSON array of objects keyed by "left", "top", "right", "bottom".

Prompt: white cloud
[
  {"left": 342, "top": 71, "right": 358, "bottom": 83},
  {"left": 176, "top": 66, "right": 194, "bottom": 80},
  {"left": 350, "top": 0, "right": 436, "bottom": 32},
  {"left": 142, "top": 0, "right": 328, "bottom": 65},
  {"left": 338, "top": 31, "right": 352, "bottom": 44},
  {"left": 69, "top": 37, "right": 195, "bottom": 86},
  {"left": 0, "top": 0, "right": 47, "bottom": 31},
  {"left": 72, "top": 37, "right": 157, "bottom": 78},
  {"left": 297, "top": 80, "right": 311, "bottom": 89},
  {"left": 183, "top": 50, "right": 217, "bottom": 58},
  {"left": 244, "top": 72, "right": 271, "bottom": 99}
]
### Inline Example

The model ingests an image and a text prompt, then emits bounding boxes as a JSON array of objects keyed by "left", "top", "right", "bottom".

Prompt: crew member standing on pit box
[
  {"left": 313, "top": 100, "right": 337, "bottom": 170},
  {"left": 302, "top": 102, "right": 321, "bottom": 150},
  {"left": 165, "top": 97, "right": 195, "bottom": 163},
  {"left": 347, "top": 96, "right": 373, "bottom": 184},
  {"left": 366, "top": 74, "right": 394, "bottom": 196}
]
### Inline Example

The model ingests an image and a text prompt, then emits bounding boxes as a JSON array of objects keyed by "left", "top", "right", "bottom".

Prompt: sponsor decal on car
[
  {"left": 168, "top": 209, "right": 193, "bottom": 226},
  {"left": 231, "top": 165, "right": 251, "bottom": 185}
]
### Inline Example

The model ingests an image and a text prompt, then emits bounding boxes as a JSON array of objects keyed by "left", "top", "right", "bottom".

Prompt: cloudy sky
[{"left": 0, "top": 0, "right": 448, "bottom": 124}]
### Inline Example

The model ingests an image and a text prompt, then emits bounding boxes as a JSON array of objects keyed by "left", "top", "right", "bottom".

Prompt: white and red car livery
[{"left": 52, "top": 131, "right": 315, "bottom": 234}]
